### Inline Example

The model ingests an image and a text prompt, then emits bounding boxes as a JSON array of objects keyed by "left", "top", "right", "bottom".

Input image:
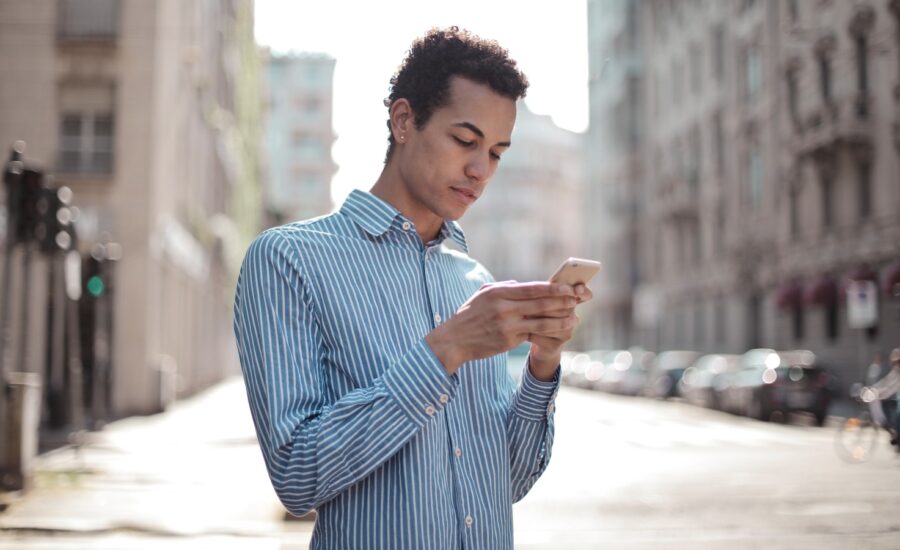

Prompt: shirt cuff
[
  {"left": 511, "top": 356, "right": 560, "bottom": 422},
  {"left": 380, "top": 338, "right": 459, "bottom": 429}
]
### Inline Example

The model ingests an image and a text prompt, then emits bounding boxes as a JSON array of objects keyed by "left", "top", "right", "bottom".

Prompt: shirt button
[
  {"left": 434, "top": 313, "right": 442, "bottom": 324},
  {"left": 401, "top": 221, "right": 411, "bottom": 231},
  {"left": 439, "top": 393, "right": 449, "bottom": 404},
  {"left": 425, "top": 405, "right": 436, "bottom": 416},
  {"left": 454, "top": 447, "right": 462, "bottom": 457},
  {"left": 464, "top": 515, "right": 473, "bottom": 527}
]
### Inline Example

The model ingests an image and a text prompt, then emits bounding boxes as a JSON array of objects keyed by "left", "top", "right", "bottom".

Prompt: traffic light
[
  {"left": 13, "top": 168, "right": 43, "bottom": 245},
  {"left": 3, "top": 145, "right": 25, "bottom": 246},
  {"left": 35, "top": 186, "right": 75, "bottom": 253},
  {"left": 84, "top": 255, "right": 104, "bottom": 298}
]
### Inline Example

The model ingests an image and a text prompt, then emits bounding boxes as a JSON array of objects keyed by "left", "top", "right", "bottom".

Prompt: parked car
[
  {"left": 679, "top": 354, "right": 740, "bottom": 409},
  {"left": 644, "top": 350, "right": 701, "bottom": 399},
  {"left": 719, "top": 348, "right": 835, "bottom": 425},
  {"left": 587, "top": 349, "right": 649, "bottom": 395},
  {"left": 564, "top": 350, "right": 606, "bottom": 389}
]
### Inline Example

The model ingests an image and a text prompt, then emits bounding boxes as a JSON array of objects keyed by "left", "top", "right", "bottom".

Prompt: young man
[{"left": 234, "top": 27, "right": 591, "bottom": 549}]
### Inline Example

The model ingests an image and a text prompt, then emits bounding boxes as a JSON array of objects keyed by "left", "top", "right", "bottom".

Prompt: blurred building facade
[
  {"left": 464, "top": 100, "right": 585, "bottom": 308},
  {"left": 263, "top": 53, "right": 337, "bottom": 224},
  {"left": 584, "top": 0, "right": 644, "bottom": 350},
  {"left": 587, "top": 0, "right": 900, "bottom": 387},
  {"left": 0, "top": 0, "right": 263, "bottom": 420}
]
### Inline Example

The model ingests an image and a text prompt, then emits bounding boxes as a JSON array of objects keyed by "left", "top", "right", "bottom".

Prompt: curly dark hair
[{"left": 383, "top": 26, "right": 529, "bottom": 163}]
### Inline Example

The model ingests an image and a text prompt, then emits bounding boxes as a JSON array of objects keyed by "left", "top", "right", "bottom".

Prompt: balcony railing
[{"left": 794, "top": 94, "right": 872, "bottom": 157}]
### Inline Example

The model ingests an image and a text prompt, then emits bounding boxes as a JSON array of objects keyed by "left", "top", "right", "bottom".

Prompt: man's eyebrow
[{"left": 453, "top": 122, "right": 511, "bottom": 147}]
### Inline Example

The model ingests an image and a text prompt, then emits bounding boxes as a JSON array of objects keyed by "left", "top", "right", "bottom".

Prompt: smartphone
[{"left": 549, "top": 257, "right": 603, "bottom": 287}]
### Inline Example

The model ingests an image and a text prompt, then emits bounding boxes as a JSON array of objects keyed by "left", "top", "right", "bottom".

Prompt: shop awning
[
  {"left": 884, "top": 261, "right": 900, "bottom": 297},
  {"left": 775, "top": 280, "right": 804, "bottom": 310},
  {"left": 845, "top": 264, "right": 878, "bottom": 282},
  {"left": 805, "top": 275, "right": 837, "bottom": 307}
]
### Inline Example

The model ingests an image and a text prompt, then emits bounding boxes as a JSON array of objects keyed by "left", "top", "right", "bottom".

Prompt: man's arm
[
  {"left": 234, "top": 231, "right": 457, "bottom": 516},
  {"left": 426, "top": 281, "right": 589, "bottom": 502},
  {"left": 505, "top": 354, "right": 560, "bottom": 502}
]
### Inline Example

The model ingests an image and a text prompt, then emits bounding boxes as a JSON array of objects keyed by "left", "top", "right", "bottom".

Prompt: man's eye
[
  {"left": 490, "top": 152, "right": 502, "bottom": 161},
  {"left": 453, "top": 136, "right": 473, "bottom": 147}
]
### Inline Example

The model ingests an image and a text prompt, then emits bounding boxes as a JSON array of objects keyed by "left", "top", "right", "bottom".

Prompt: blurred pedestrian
[
  {"left": 870, "top": 348, "right": 900, "bottom": 447},
  {"left": 233, "top": 27, "right": 592, "bottom": 549},
  {"left": 865, "top": 352, "right": 884, "bottom": 385}
]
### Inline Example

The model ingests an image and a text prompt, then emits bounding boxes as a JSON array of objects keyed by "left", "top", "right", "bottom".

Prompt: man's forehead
[{"left": 440, "top": 77, "right": 516, "bottom": 139}]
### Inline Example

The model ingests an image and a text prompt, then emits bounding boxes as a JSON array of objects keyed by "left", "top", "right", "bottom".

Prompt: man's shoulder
[
  {"left": 243, "top": 213, "right": 350, "bottom": 267},
  {"left": 253, "top": 213, "right": 348, "bottom": 246}
]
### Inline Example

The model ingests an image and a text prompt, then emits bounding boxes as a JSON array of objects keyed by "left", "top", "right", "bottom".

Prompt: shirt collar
[{"left": 340, "top": 189, "right": 469, "bottom": 253}]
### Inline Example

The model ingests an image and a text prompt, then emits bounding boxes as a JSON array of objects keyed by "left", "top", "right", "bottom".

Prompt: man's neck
[{"left": 370, "top": 166, "right": 443, "bottom": 243}]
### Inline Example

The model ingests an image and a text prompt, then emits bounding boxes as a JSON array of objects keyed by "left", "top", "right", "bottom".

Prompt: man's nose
[{"left": 464, "top": 152, "right": 491, "bottom": 183}]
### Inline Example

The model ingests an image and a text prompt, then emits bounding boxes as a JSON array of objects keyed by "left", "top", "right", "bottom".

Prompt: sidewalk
[{"left": 0, "top": 377, "right": 313, "bottom": 549}]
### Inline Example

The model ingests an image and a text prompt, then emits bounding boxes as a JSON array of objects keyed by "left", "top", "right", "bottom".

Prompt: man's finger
[
  {"left": 518, "top": 314, "right": 577, "bottom": 334},
  {"left": 574, "top": 284, "right": 593, "bottom": 303},
  {"left": 513, "top": 296, "right": 577, "bottom": 317},
  {"left": 524, "top": 307, "right": 574, "bottom": 320},
  {"left": 491, "top": 282, "right": 575, "bottom": 301}
]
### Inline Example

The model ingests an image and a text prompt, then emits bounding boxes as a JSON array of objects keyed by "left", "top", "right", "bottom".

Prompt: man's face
[{"left": 398, "top": 76, "right": 517, "bottom": 222}]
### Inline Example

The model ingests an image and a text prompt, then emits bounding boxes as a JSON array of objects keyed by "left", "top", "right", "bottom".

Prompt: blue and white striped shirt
[{"left": 233, "top": 189, "right": 559, "bottom": 549}]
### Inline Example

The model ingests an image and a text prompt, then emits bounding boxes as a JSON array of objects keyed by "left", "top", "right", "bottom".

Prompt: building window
[
  {"left": 673, "top": 59, "right": 684, "bottom": 106},
  {"left": 786, "top": 67, "right": 800, "bottom": 128},
  {"left": 747, "top": 293, "right": 762, "bottom": 350},
  {"left": 57, "top": 0, "right": 119, "bottom": 40},
  {"left": 788, "top": 0, "right": 800, "bottom": 23},
  {"left": 855, "top": 34, "right": 869, "bottom": 118},
  {"left": 713, "top": 112, "right": 725, "bottom": 177},
  {"left": 744, "top": 44, "right": 761, "bottom": 103},
  {"left": 58, "top": 83, "right": 115, "bottom": 175},
  {"left": 825, "top": 301, "right": 839, "bottom": 342},
  {"left": 690, "top": 43, "right": 702, "bottom": 94},
  {"left": 792, "top": 306, "right": 804, "bottom": 341},
  {"left": 716, "top": 205, "right": 726, "bottom": 256},
  {"left": 818, "top": 53, "right": 832, "bottom": 104},
  {"left": 821, "top": 174, "right": 833, "bottom": 229},
  {"left": 715, "top": 298, "right": 726, "bottom": 346},
  {"left": 855, "top": 35, "right": 868, "bottom": 94},
  {"left": 694, "top": 301, "right": 705, "bottom": 349},
  {"left": 747, "top": 142, "right": 762, "bottom": 208},
  {"left": 58, "top": 112, "right": 114, "bottom": 174},
  {"left": 789, "top": 186, "right": 800, "bottom": 236},
  {"left": 712, "top": 25, "right": 725, "bottom": 84},
  {"left": 857, "top": 160, "right": 872, "bottom": 220}
]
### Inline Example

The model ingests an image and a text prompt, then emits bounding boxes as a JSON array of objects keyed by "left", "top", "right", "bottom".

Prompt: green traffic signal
[{"left": 87, "top": 275, "right": 105, "bottom": 297}]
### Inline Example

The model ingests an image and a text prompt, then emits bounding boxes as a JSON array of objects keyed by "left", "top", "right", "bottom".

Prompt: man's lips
[{"left": 450, "top": 186, "right": 478, "bottom": 205}]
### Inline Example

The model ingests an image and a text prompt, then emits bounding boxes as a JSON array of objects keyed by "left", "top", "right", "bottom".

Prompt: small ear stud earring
[{"left": 399, "top": 135, "right": 405, "bottom": 142}]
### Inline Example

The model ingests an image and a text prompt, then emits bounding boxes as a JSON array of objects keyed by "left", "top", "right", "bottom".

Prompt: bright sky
[{"left": 254, "top": 0, "right": 588, "bottom": 206}]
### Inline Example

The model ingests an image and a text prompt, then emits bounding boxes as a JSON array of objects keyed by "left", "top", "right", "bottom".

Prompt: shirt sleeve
[
  {"left": 233, "top": 230, "right": 459, "bottom": 517},
  {"left": 505, "top": 353, "right": 560, "bottom": 502}
]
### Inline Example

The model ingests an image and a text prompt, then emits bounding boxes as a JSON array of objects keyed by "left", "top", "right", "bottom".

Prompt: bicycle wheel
[{"left": 835, "top": 414, "right": 878, "bottom": 463}]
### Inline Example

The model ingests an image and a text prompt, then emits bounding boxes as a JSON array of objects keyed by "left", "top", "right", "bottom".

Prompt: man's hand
[
  {"left": 528, "top": 283, "right": 592, "bottom": 380},
  {"left": 425, "top": 281, "right": 591, "bottom": 377}
]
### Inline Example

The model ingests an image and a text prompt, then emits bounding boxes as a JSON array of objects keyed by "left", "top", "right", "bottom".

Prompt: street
[
  {"left": 515, "top": 387, "right": 900, "bottom": 549},
  {"left": 2, "top": 378, "right": 900, "bottom": 549}
]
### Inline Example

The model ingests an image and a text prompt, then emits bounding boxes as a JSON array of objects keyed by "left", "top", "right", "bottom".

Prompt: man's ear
[{"left": 390, "top": 99, "right": 413, "bottom": 140}]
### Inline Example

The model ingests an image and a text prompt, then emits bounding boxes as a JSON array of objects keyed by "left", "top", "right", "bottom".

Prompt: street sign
[{"left": 847, "top": 280, "right": 878, "bottom": 329}]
